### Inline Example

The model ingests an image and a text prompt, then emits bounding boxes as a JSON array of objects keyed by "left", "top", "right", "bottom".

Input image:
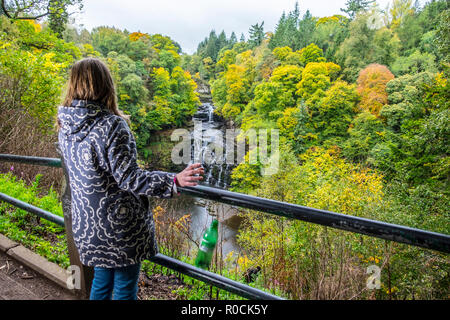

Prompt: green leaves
[
  {"left": 0, "top": 172, "right": 69, "bottom": 268},
  {"left": 0, "top": 22, "right": 74, "bottom": 134}
]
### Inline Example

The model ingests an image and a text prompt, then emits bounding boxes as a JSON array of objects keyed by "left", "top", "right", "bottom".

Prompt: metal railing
[{"left": 1, "top": 152, "right": 449, "bottom": 300}]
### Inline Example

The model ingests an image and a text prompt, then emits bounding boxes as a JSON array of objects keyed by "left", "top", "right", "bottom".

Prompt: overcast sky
[{"left": 74, "top": 0, "right": 401, "bottom": 54}]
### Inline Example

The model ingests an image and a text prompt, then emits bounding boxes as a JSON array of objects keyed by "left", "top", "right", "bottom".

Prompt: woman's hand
[{"left": 175, "top": 163, "right": 205, "bottom": 187}]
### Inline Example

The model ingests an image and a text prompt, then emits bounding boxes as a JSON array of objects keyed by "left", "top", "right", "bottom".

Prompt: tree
[
  {"left": 91, "top": 27, "right": 129, "bottom": 57},
  {"left": 340, "top": 0, "right": 375, "bottom": 19},
  {"left": 380, "top": 72, "right": 434, "bottom": 132},
  {"left": 435, "top": 9, "right": 450, "bottom": 62},
  {"left": 391, "top": 50, "right": 437, "bottom": 76},
  {"left": 297, "top": 9, "right": 316, "bottom": 49},
  {"left": 204, "top": 30, "right": 219, "bottom": 61},
  {"left": 356, "top": 64, "right": 395, "bottom": 116},
  {"left": 312, "top": 15, "right": 349, "bottom": 60},
  {"left": 248, "top": 21, "right": 264, "bottom": 48},
  {"left": 269, "top": 3, "right": 300, "bottom": 50},
  {"left": 250, "top": 64, "right": 302, "bottom": 122},
  {"left": 169, "top": 66, "right": 200, "bottom": 126},
  {"left": 0, "top": 36, "right": 68, "bottom": 133},
  {"left": 384, "top": 0, "right": 415, "bottom": 30},
  {"left": 296, "top": 61, "right": 341, "bottom": 106},
  {"left": 229, "top": 31, "right": 237, "bottom": 45},
  {"left": 269, "top": 3, "right": 315, "bottom": 51},
  {"left": 343, "top": 111, "right": 385, "bottom": 162},
  {"left": 270, "top": 11, "right": 288, "bottom": 49},
  {"left": 298, "top": 43, "right": 326, "bottom": 66},
  {"left": 313, "top": 80, "right": 358, "bottom": 142},
  {"left": 376, "top": 71, "right": 448, "bottom": 185},
  {"left": 0, "top": 0, "right": 83, "bottom": 36},
  {"left": 218, "top": 30, "right": 227, "bottom": 50},
  {"left": 335, "top": 12, "right": 400, "bottom": 81}
]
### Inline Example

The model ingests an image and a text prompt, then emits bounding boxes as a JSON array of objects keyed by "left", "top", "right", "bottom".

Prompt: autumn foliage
[{"left": 356, "top": 63, "right": 395, "bottom": 116}]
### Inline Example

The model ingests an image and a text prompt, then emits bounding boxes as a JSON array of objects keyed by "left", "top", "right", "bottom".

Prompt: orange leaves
[
  {"left": 129, "top": 32, "right": 149, "bottom": 42},
  {"left": 356, "top": 64, "right": 395, "bottom": 116}
]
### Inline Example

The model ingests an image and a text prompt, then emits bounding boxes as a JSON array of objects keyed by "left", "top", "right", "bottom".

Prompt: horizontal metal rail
[
  {"left": 0, "top": 190, "right": 280, "bottom": 300},
  {"left": 0, "top": 182, "right": 280, "bottom": 299},
  {"left": 1, "top": 154, "right": 449, "bottom": 253},
  {"left": 150, "top": 254, "right": 283, "bottom": 300},
  {"left": 0, "top": 154, "right": 62, "bottom": 168},
  {"left": 0, "top": 192, "right": 65, "bottom": 226},
  {"left": 179, "top": 185, "right": 450, "bottom": 254}
]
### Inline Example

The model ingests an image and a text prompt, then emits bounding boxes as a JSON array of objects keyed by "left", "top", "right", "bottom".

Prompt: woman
[{"left": 57, "top": 58, "right": 203, "bottom": 300}]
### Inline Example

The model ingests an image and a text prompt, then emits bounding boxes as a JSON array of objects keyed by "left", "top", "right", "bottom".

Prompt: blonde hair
[{"left": 56, "top": 58, "right": 130, "bottom": 130}]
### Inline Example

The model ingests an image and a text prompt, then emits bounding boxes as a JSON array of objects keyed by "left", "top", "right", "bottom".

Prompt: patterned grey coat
[{"left": 57, "top": 100, "right": 176, "bottom": 268}]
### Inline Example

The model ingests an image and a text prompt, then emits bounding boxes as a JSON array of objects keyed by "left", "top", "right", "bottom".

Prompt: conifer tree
[
  {"left": 341, "top": 0, "right": 375, "bottom": 19},
  {"left": 248, "top": 21, "right": 265, "bottom": 48}
]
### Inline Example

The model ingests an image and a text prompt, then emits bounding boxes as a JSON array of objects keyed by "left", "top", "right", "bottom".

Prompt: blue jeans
[{"left": 89, "top": 263, "right": 141, "bottom": 300}]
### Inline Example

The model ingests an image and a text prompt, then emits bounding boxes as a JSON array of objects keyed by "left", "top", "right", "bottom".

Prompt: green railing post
[{"left": 55, "top": 143, "right": 94, "bottom": 299}]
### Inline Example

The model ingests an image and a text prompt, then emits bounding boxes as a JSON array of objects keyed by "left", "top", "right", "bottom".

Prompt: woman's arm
[
  {"left": 105, "top": 117, "right": 204, "bottom": 198},
  {"left": 105, "top": 117, "right": 175, "bottom": 198}
]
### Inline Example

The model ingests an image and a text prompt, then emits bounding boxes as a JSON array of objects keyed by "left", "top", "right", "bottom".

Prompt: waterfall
[{"left": 191, "top": 100, "right": 233, "bottom": 189}]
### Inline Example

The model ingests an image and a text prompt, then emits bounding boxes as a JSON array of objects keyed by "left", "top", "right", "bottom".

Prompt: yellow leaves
[
  {"left": 152, "top": 205, "right": 192, "bottom": 258},
  {"left": 152, "top": 206, "right": 165, "bottom": 220},
  {"left": 81, "top": 44, "right": 101, "bottom": 58},
  {"left": 221, "top": 102, "right": 241, "bottom": 119},
  {"left": 273, "top": 46, "right": 293, "bottom": 61},
  {"left": 296, "top": 62, "right": 341, "bottom": 103},
  {"left": 298, "top": 147, "right": 385, "bottom": 215},
  {"left": 277, "top": 107, "right": 299, "bottom": 140},
  {"left": 42, "top": 52, "right": 58, "bottom": 69},
  {"left": 316, "top": 15, "right": 340, "bottom": 27},
  {"left": 152, "top": 66, "right": 171, "bottom": 83},
  {"left": 24, "top": 19, "right": 41, "bottom": 33},
  {"left": 385, "top": 0, "right": 415, "bottom": 30},
  {"left": 224, "top": 64, "right": 247, "bottom": 104},
  {"left": 0, "top": 41, "right": 12, "bottom": 50},
  {"left": 385, "top": 286, "right": 398, "bottom": 295},
  {"left": 237, "top": 255, "right": 251, "bottom": 272},
  {"left": 150, "top": 34, "right": 178, "bottom": 53},
  {"left": 129, "top": 32, "right": 149, "bottom": 42},
  {"left": 174, "top": 214, "right": 191, "bottom": 234},
  {"left": 137, "top": 106, "right": 146, "bottom": 117},
  {"left": 434, "top": 72, "right": 447, "bottom": 88},
  {"left": 235, "top": 50, "right": 254, "bottom": 66},
  {"left": 120, "top": 94, "right": 131, "bottom": 102},
  {"left": 269, "top": 65, "right": 303, "bottom": 86}
]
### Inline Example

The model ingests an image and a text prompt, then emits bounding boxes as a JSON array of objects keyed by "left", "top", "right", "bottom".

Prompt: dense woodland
[{"left": 0, "top": 0, "right": 449, "bottom": 300}]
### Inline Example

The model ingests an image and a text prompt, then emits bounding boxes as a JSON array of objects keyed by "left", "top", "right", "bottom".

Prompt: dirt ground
[
  {"left": 0, "top": 249, "right": 191, "bottom": 300},
  {"left": 0, "top": 250, "right": 77, "bottom": 300},
  {"left": 137, "top": 272, "right": 190, "bottom": 300}
]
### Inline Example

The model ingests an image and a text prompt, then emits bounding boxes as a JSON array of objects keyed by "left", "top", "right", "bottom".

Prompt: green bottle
[{"left": 195, "top": 219, "right": 219, "bottom": 270}]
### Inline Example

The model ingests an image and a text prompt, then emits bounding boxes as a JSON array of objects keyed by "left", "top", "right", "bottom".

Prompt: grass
[{"left": 0, "top": 171, "right": 69, "bottom": 268}]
